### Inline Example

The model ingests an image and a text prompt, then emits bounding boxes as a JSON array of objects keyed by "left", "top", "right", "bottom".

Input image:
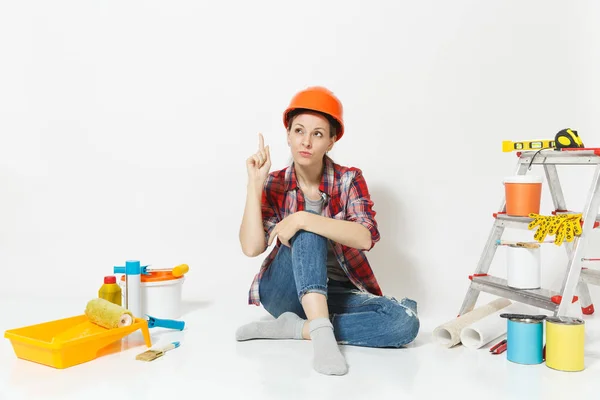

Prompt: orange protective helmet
[{"left": 283, "top": 86, "right": 345, "bottom": 141}]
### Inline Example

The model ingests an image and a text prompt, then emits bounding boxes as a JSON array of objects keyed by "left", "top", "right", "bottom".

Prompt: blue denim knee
[{"left": 382, "top": 297, "right": 420, "bottom": 347}]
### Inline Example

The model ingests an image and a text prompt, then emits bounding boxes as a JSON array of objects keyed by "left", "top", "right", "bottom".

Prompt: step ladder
[{"left": 459, "top": 148, "right": 600, "bottom": 318}]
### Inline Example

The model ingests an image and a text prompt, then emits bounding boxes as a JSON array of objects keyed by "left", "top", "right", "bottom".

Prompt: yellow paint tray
[{"left": 4, "top": 314, "right": 152, "bottom": 369}]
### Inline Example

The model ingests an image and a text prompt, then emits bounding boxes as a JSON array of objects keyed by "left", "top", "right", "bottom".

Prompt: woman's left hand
[{"left": 268, "top": 212, "right": 307, "bottom": 247}]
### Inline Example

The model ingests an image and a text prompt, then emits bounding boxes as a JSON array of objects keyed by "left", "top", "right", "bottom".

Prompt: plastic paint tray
[{"left": 4, "top": 314, "right": 152, "bottom": 369}]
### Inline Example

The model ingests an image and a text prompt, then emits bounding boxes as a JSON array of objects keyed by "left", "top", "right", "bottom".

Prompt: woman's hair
[{"left": 285, "top": 108, "right": 340, "bottom": 139}]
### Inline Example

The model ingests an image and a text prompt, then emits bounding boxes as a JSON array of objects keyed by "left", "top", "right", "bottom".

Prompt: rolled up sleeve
[{"left": 345, "top": 170, "right": 380, "bottom": 250}]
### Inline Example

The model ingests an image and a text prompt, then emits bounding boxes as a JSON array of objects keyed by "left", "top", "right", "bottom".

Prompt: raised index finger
[{"left": 258, "top": 133, "right": 265, "bottom": 150}]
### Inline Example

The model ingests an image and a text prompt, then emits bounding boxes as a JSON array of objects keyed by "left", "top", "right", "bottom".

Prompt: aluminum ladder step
[
  {"left": 493, "top": 212, "right": 600, "bottom": 230},
  {"left": 518, "top": 149, "right": 600, "bottom": 165},
  {"left": 469, "top": 275, "right": 560, "bottom": 312}
]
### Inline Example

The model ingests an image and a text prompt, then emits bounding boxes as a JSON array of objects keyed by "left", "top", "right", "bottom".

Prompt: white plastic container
[
  {"left": 506, "top": 246, "right": 541, "bottom": 289},
  {"left": 120, "top": 272, "right": 185, "bottom": 319}
]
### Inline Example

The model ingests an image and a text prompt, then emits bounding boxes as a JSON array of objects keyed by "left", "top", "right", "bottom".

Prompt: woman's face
[{"left": 287, "top": 111, "right": 335, "bottom": 167}]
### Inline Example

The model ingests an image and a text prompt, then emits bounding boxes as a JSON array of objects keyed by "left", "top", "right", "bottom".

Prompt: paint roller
[{"left": 85, "top": 298, "right": 134, "bottom": 329}]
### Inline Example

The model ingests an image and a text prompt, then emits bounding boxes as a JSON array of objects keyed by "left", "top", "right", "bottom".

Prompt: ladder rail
[
  {"left": 543, "top": 163, "right": 594, "bottom": 311},
  {"left": 555, "top": 164, "right": 600, "bottom": 316},
  {"left": 519, "top": 149, "right": 600, "bottom": 166}
]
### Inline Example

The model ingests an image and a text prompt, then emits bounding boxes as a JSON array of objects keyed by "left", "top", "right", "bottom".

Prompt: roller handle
[{"left": 146, "top": 315, "right": 186, "bottom": 330}]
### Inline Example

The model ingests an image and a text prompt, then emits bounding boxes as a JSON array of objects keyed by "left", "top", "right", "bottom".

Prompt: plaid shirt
[{"left": 248, "top": 156, "right": 383, "bottom": 305}]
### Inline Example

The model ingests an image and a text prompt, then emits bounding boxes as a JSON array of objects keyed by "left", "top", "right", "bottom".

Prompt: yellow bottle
[{"left": 99, "top": 276, "right": 122, "bottom": 306}]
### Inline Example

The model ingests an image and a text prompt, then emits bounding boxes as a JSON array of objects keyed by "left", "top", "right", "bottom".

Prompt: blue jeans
[{"left": 258, "top": 230, "right": 420, "bottom": 348}]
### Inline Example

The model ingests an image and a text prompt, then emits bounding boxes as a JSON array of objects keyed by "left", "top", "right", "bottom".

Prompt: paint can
[
  {"left": 504, "top": 175, "right": 543, "bottom": 217},
  {"left": 545, "top": 316, "right": 585, "bottom": 372},
  {"left": 506, "top": 246, "right": 541, "bottom": 289},
  {"left": 506, "top": 316, "right": 544, "bottom": 365},
  {"left": 120, "top": 271, "right": 185, "bottom": 319}
]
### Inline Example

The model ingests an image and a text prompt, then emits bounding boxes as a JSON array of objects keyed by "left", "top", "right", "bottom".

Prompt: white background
[{"left": 2, "top": 0, "right": 600, "bottom": 321}]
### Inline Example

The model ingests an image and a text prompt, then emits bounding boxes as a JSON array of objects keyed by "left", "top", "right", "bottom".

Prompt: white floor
[{"left": 2, "top": 294, "right": 600, "bottom": 400}]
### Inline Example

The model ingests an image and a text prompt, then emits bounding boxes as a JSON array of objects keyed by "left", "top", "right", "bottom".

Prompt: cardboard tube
[{"left": 433, "top": 298, "right": 512, "bottom": 348}]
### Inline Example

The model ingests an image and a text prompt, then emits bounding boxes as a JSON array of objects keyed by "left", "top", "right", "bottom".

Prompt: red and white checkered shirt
[{"left": 248, "top": 156, "right": 383, "bottom": 305}]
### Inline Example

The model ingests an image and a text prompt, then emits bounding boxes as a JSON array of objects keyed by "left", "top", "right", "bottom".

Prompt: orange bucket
[{"left": 504, "top": 175, "right": 542, "bottom": 216}]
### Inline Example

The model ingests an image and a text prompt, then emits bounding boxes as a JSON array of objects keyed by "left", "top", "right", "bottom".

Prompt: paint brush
[
  {"left": 496, "top": 240, "right": 542, "bottom": 249},
  {"left": 136, "top": 341, "right": 180, "bottom": 362}
]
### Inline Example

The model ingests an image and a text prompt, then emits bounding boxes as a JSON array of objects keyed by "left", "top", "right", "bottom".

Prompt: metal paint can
[
  {"left": 506, "top": 317, "right": 544, "bottom": 365},
  {"left": 506, "top": 246, "right": 541, "bottom": 289},
  {"left": 545, "top": 316, "right": 585, "bottom": 372}
]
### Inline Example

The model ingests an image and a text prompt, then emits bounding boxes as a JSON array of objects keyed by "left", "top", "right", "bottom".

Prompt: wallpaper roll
[
  {"left": 433, "top": 298, "right": 512, "bottom": 348},
  {"left": 460, "top": 302, "right": 538, "bottom": 349}
]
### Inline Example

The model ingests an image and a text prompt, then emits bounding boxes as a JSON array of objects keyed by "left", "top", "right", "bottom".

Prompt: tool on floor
[
  {"left": 85, "top": 298, "right": 133, "bottom": 329},
  {"left": 489, "top": 339, "right": 507, "bottom": 355},
  {"left": 459, "top": 147, "right": 600, "bottom": 319},
  {"left": 51, "top": 298, "right": 137, "bottom": 343},
  {"left": 89, "top": 291, "right": 184, "bottom": 331},
  {"left": 146, "top": 315, "right": 185, "bottom": 330},
  {"left": 4, "top": 300, "right": 152, "bottom": 369},
  {"left": 136, "top": 341, "right": 180, "bottom": 362}
]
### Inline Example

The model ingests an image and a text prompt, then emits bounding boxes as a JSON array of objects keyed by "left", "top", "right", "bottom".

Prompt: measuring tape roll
[{"left": 554, "top": 128, "right": 584, "bottom": 149}]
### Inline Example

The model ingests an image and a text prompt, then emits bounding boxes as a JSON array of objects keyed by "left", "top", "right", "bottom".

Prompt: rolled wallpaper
[
  {"left": 460, "top": 302, "right": 539, "bottom": 349},
  {"left": 433, "top": 298, "right": 512, "bottom": 348}
]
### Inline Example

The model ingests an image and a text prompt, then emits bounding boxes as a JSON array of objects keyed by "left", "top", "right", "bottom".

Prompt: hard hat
[{"left": 283, "top": 86, "right": 344, "bottom": 141}]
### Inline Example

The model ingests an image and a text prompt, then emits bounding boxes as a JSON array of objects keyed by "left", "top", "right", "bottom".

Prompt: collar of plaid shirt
[{"left": 247, "top": 156, "right": 383, "bottom": 305}]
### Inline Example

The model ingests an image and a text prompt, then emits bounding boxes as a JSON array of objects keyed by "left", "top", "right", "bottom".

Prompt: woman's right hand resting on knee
[{"left": 239, "top": 133, "right": 272, "bottom": 257}]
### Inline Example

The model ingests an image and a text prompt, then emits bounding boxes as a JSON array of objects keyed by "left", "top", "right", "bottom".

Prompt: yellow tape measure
[
  {"left": 555, "top": 128, "right": 584, "bottom": 149},
  {"left": 502, "top": 128, "right": 584, "bottom": 153}
]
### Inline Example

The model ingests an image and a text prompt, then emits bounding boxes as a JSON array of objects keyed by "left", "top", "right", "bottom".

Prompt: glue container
[{"left": 98, "top": 276, "right": 122, "bottom": 306}]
